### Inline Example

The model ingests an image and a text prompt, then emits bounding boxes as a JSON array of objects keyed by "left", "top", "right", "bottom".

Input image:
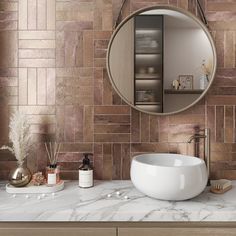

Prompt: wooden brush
[{"left": 210, "top": 179, "right": 232, "bottom": 194}]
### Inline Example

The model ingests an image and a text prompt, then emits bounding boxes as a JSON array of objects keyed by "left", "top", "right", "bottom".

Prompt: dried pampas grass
[{"left": 1, "top": 110, "right": 31, "bottom": 165}]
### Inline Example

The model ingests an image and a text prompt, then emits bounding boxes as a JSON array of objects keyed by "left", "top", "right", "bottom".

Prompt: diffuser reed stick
[{"left": 44, "top": 142, "right": 61, "bottom": 165}]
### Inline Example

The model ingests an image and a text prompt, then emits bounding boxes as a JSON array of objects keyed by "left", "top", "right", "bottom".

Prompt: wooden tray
[{"left": 6, "top": 181, "right": 64, "bottom": 194}]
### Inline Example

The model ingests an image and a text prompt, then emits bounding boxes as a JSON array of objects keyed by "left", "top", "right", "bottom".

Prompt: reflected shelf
[
  {"left": 135, "top": 52, "right": 162, "bottom": 55},
  {"left": 135, "top": 28, "right": 162, "bottom": 33},
  {"left": 135, "top": 101, "right": 161, "bottom": 105},
  {"left": 135, "top": 74, "right": 161, "bottom": 79},
  {"left": 164, "top": 89, "right": 204, "bottom": 94}
]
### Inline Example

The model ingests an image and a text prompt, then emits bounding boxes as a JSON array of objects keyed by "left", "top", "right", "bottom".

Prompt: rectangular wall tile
[
  {"left": 159, "top": 116, "right": 169, "bottom": 142},
  {"left": 225, "top": 106, "right": 234, "bottom": 143},
  {"left": 94, "top": 68, "right": 103, "bottom": 105},
  {"left": 27, "top": 68, "right": 37, "bottom": 105},
  {"left": 94, "top": 143, "right": 103, "bottom": 179},
  {"left": 83, "top": 30, "right": 93, "bottom": 67},
  {"left": 94, "top": 124, "right": 130, "bottom": 134},
  {"left": 19, "top": 68, "right": 28, "bottom": 105},
  {"left": 74, "top": 106, "right": 84, "bottom": 142},
  {"left": 56, "top": 31, "right": 65, "bottom": 67},
  {"left": 56, "top": 105, "right": 65, "bottom": 141},
  {"left": 83, "top": 106, "right": 94, "bottom": 142},
  {"left": 46, "top": 68, "right": 56, "bottom": 105},
  {"left": 131, "top": 108, "right": 140, "bottom": 143},
  {"left": 94, "top": 114, "right": 130, "bottom": 124},
  {"left": 0, "top": 2, "right": 17, "bottom": 12},
  {"left": 207, "top": 96, "right": 236, "bottom": 105},
  {"left": 216, "top": 106, "right": 224, "bottom": 143},
  {"left": 150, "top": 116, "right": 159, "bottom": 142},
  {"left": 141, "top": 113, "right": 150, "bottom": 142},
  {"left": 19, "top": 59, "right": 55, "bottom": 68},
  {"left": 94, "top": 106, "right": 130, "bottom": 114},
  {"left": 19, "top": 31, "right": 55, "bottom": 40},
  {"left": 214, "top": 31, "right": 224, "bottom": 68},
  {"left": 47, "top": 0, "right": 56, "bottom": 30},
  {"left": 19, "top": 40, "right": 55, "bottom": 49},
  {"left": 37, "top": 0, "right": 47, "bottom": 29},
  {"left": 94, "top": 134, "right": 130, "bottom": 143},
  {"left": 113, "top": 144, "right": 121, "bottom": 180},
  {"left": 0, "top": 21, "right": 17, "bottom": 31},
  {"left": 224, "top": 31, "right": 235, "bottom": 68},
  {"left": 131, "top": 143, "right": 169, "bottom": 153},
  {"left": 37, "top": 68, "right": 46, "bottom": 105},
  {"left": 19, "top": 49, "right": 55, "bottom": 59},
  {"left": 19, "top": 105, "right": 55, "bottom": 115},
  {"left": 207, "top": 106, "right": 216, "bottom": 142},
  {"left": 121, "top": 144, "right": 130, "bottom": 180},
  {"left": 64, "top": 105, "right": 75, "bottom": 142},
  {"left": 19, "top": 0, "right": 27, "bottom": 29},
  {"left": 207, "top": 2, "right": 236, "bottom": 12},
  {"left": 103, "top": 69, "right": 112, "bottom": 105},
  {"left": 28, "top": 0, "right": 37, "bottom": 30},
  {"left": 64, "top": 31, "right": 79, "bottom": 67},
  {"left": 60, "top": 143, "right": 93, "bottom": 153},
  {"left": 103, "top": 143, "right": 112, "bottom": 180},
  {"left": 0, "top": 31, "right": 17, "bottom": 67}
]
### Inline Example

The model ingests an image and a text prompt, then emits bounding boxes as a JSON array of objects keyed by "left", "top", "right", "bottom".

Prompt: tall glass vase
[
  {"left": 9, "top": 161, "right": 32, "bottom": 187},
  {"left": 200, "top": 74, "right": 209, "bottom": 89}
]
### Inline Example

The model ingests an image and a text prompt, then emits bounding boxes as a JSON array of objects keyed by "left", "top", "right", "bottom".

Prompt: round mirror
[{"left": 107, "top": 6, "right": 217, "bottom": 115}]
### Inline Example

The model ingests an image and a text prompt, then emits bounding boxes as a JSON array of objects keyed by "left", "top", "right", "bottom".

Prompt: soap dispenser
[{"left": 79, "top": 153, "right": 93, "bottom": 188}]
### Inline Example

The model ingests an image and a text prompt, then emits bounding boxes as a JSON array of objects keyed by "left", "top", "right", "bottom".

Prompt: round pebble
[
  {"left": 124, "top": 195, "right": 129, "bottom": 200},
  {"left": 107, "top": 194, "right": 112, "bottom": 198},
  {"left": 116, "top": 191, "right": 120, "bottom": 196},
  {"left": 41, "top": 193, "right": 46, "bottom": 198}
]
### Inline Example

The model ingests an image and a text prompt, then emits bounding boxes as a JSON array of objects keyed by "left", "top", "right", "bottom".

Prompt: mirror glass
[{"left": 107, "top": 7, "right": 216, "bottom": 115}]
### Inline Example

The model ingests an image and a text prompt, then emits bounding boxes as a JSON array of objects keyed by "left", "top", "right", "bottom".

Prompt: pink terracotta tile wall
[{"left": 1, "top": 0, "right": 236, "bottom": 180}]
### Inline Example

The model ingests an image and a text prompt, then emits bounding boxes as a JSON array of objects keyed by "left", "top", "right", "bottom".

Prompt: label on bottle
[
  {"left": 48, "top": 173, "right": 56, "bottom": 185},
  {"left": 79, "top": 170, "right": 93, "bottom": 188}
]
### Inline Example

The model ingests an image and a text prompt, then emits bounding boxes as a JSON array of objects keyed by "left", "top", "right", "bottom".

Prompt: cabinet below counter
[{"left": 1, "top": 223, "right": 236, "bottom": 236}]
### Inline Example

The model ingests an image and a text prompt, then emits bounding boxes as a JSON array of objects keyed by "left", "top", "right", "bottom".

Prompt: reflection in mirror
[{"left": 108, "top": 7, "right": 216, "bottom": 115}]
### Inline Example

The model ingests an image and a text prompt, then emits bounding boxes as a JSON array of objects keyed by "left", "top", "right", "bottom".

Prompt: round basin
[{"left": 130, "top": 153, "right": 208, "bottom": 201}]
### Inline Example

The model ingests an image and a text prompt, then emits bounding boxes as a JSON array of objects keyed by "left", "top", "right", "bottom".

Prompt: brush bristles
[{"left": 210, "top": 179, "right": 232, "bottom": 190}]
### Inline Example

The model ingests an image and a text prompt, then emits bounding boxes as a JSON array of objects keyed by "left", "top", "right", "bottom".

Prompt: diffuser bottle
[
  {"left": 45, "top": 142, "right": 61, "bottom": 186},
  {"left": 79, "top": 153, "right": 93, "bottom": 188},
  {"left": 46, "top": 164, "right": 60, "bottom": 185}
]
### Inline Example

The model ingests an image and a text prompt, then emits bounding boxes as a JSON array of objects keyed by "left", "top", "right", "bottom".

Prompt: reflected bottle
[
  {"left": 199, "top": 74, "right": 208, "bottom": 89},
  {"left": 200, "top": 60, "right": 209, "bottom": 89}
]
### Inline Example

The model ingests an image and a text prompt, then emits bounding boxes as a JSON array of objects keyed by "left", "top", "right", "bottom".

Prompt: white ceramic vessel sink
[{"left": 130, "top": 153, "right": 208, "bottom": 201}]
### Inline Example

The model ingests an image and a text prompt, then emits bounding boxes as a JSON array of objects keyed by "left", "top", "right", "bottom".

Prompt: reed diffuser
[{"left": 45, "top": 142, "right": 61, "bottom": 185}]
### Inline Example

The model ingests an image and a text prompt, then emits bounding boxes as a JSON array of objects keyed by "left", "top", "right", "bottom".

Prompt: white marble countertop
[{"left": 0, "top": 180, "right": 236, "bottom": 222}]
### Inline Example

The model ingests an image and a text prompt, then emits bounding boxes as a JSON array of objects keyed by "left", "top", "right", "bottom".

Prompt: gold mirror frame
[{"left": 106, "top": 5, "right": 217, "bottom": 116}]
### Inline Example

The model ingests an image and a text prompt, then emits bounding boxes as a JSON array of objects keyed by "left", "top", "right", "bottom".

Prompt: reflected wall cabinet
[{"left": 134, "top": 15, "right": 163, "bottom": 113}]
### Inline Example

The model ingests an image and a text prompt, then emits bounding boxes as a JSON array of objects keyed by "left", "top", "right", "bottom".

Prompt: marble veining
[{"left": 0, "top": 181, "right": 236, "bottom": 221}]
